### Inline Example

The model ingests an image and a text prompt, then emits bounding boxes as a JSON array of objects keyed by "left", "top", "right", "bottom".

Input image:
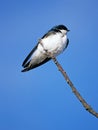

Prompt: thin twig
[{"left": 48, "top": 52, "right": 98, "bottom": 118}]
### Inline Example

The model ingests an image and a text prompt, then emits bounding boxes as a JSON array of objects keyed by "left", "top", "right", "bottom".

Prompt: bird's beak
[{"left": 67, "top": 29, "right": 70, "bottom": 32}]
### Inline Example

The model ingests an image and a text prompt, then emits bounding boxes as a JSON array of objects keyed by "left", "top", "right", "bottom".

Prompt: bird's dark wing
[
  {"left": 21, "top": 57, "right": 51, "bottom": 72},
  {"left": 66, "top": 38, "right": 69, "bottom": 48},
  {"left": 22, "top": 44, "right": 38, "bottom": 67}
]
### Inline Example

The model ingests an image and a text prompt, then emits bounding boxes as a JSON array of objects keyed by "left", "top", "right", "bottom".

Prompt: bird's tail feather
[
  {"left": 21, "top": 67, "right": 31, "bottom": 72},
  {"left": 21, "top": 58, "right": 51, "bottom": 72}
]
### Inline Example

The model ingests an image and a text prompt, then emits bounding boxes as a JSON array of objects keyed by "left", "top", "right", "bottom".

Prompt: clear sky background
[{"left": 0, "top": 0, "right": 98, "bottom": 129}]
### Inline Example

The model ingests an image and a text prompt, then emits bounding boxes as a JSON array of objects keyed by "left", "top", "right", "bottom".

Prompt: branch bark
[{"left": 48, "top": 52, "right": 98, "bottom": 118}]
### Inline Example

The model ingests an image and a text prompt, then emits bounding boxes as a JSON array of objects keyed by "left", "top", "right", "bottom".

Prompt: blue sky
[{"left": 0, "top": 0, "right": 98, "bottom": 129}]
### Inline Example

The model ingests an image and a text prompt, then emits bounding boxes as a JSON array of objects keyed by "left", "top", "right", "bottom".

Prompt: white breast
[{"left": 41, "top": 33, "right": 67, "bottom": 56}]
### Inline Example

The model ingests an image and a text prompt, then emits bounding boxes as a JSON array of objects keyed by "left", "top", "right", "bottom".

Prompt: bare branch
[{"left": 48, "top": 52, "right": 98, "bottom": 118}]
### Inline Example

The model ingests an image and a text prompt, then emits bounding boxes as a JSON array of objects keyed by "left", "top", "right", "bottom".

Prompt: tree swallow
[{"left": 21, "top": 25, "right": 69, "bottom": 72}]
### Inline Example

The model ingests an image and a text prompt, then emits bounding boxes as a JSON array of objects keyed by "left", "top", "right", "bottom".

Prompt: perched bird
[{"left": 21, "top": 25, "right": 70, "bottom": 72}]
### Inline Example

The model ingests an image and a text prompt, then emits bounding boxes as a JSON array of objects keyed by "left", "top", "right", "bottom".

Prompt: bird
[{"left": 21, "top": 24, "right": 70, "bottom": 72}]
